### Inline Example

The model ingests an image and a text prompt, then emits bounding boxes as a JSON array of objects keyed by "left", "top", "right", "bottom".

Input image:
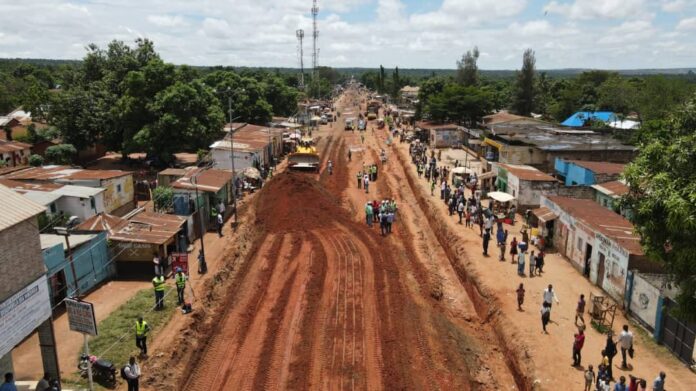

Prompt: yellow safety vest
[
  {"left": 175, "top": 273, "right": 186, "bottom": 288},
  {"left": 152, "top": 276, "right": 165, "bottom": 292},
  {"left": 135, "top": 320, "right": 148, "bottom": 337}
]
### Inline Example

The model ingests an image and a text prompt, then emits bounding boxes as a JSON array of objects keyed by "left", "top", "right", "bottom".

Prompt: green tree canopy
[
  {"left": 512, "top": 48, "right": 536, "bottom": 116},
  {"left": 45, "top": 144, "right": 77, "bottom": 164},
  {"left": 623, "top": 94, "right": 696, "bottom": 319},
  {"left": 456, "top": 46, "right": 480, "bottom": 87}
]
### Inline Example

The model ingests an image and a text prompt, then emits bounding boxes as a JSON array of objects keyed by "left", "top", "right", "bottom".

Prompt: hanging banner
[{"left": 0, "top": 275, "right": 52, "bottom": 357}]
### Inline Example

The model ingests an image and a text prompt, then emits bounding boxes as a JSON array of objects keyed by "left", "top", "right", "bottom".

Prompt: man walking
[
  {"left": 365, "top": 202, "right": 373, "bottom": 227},
  {"left": 357, "top": 171, "right": 362, "bottom": 188},
  {"left": 652, "top": 371, "right": 666, "bottom": 391},
  {"left": 482, "top": 229, "right": 491, "bottom": 256},
  {"left": 516, "top": 283, "right": 525, "bottom": 311},
  {"left": 529, "top": 250, "right": 536, "bottom": 277},
  {"left": 363, "top": 174, "right": 369, "bottom": 193},
  {"left": 618, "top": 324, "right": 634, "bottom": 369},
  {"left": 573, "top": 328, "right": 585, "bottom": 366},
  {"left": 216, "top": 212, "right": 224, "bottom": 237},
  {"left": 175, "top": 267, "right": 187, "bottom": 305},
  {"left": 575, "top": 294, "right": 586, "bottom": 327},
  {"left": 124, "top": 356, "right": 141, "bottom": 391},
  {"left": 543, "top": 284, "right": 559, "bottom": 318},
  {"left": 135, "top": 316, "right": 150, "bottom": 356},
  {"left": 152, "top": 273, "right": 165, "bottom": 310}
]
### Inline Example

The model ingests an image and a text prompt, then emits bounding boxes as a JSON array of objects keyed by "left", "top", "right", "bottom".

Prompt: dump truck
[
  {"left": 366, "top": 100, "right": 381, "bottom": 120},
  {"left": 288, "top": 137, "right": 320, "bottom": 172}
]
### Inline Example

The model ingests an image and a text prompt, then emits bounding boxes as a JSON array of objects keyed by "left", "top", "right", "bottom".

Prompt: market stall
[{"left": 487, "top": 191, "right": 516, "bottom": 224}]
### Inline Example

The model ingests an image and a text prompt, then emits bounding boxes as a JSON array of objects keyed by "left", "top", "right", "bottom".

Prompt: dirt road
[{"left": 181, "top": 90, "right": 524, "bottom": 390}]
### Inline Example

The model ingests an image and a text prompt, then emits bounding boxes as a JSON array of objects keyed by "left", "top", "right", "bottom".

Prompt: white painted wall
[
  {"left": 211, "top": 148, "right": 262, "bottom": 172},
  {"left": 54, "top": 193, "right": 104, "bottom": 220}
]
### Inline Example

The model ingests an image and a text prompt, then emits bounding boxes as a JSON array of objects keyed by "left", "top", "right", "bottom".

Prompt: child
[
  {"left": 541, "top": 302, "right": 551, "bottom": 333},
  {"left": 584, "top": 365, "right": 595, "bottom": 391},
  {"left": 516, "top": 283, "right": 525, "bottom": 311},
  {"left": 510, "top": 237, "right": 518, "bottom": 264}
]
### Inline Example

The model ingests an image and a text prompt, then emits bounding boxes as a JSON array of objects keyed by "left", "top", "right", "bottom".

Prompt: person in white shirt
[
  {"left": 543, "top": 284, "right": 560, "bottom": 320},
  {"left": 618, "top": 324, "right": 634, "bottom": 368},
  {"left": 124, "top": 356, "right": 140, "bottom": 391}
]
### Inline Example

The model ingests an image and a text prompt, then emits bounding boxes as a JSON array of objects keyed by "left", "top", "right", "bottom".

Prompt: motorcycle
[{"left": 78, "top": 354, "right": 116, "bottom": 385}]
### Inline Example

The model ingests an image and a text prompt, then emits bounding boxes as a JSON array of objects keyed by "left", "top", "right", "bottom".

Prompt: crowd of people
[
  {"left": 406, "top": 140, "right": 672, "bottom": 391},
  {"left": 364, "top": 199, "right": 398, "bottom": 236}
]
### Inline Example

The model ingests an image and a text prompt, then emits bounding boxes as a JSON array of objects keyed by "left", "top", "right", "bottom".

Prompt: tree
[
  {"left": 378, "top": 65, "right": 386, "bottom": 94},
  {"left": 623, "top": 94, "right": 696, "bottom": 320},
  {"left": 512, "top": 49, "right": 536, "bottom": 116},
  {"left": 45, "top": 144, "right": 77, "bottom": 164},
  {"left": 456, "top": 46, "right": 480, "bottom": 87},
  {"left": 28, "top": 154, "right": 44, "bottom": 167},
  {"left": 535, "top": 72, "right": 552, "bottom": 117},
  {"left": 597, "top": 77, "right": 638, "bottom": 116},
  {"left": 152, "top": 186, "right": 174, "bottom": 212},
  {"left": 424, "top": 84, "right": 493, "bottom": 126},
  {"left": 392, "top": 67, "right": 401, "bottom": 98}
]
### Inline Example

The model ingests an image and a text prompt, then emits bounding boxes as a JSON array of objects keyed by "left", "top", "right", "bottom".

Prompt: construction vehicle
[
  {"left": 366, "top": 100, "right": 381, "bottom": 120},
  {"left": 345, "top": 117, "right": 356, "bottom": 130},
  {"left": 288, "top": 136, "right": 320, "bottom": 172}
]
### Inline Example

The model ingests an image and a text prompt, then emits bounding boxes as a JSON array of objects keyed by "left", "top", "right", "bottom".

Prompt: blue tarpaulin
[{"left": 561, "top": 111, "right": 617, "bottom": 127}]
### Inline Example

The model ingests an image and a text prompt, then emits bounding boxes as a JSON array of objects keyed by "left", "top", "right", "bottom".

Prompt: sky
[{"left": 1, "top": 0, "right": 695, "bottom": 69}]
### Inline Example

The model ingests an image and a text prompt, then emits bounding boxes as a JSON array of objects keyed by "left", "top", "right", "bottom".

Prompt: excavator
[{"left": 288, "top": 136, "right": 320, "bottom": 172}]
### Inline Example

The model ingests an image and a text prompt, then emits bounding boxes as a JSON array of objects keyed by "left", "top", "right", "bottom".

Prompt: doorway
[
  {"left": 584, "top": 243, "right": 593, "bottom": 278},
  {"left": 49, "top": 270, "right": 67, "bottom": 308},
  {"left": 597, "top": 253, "right": 606, "bottom": 288}
]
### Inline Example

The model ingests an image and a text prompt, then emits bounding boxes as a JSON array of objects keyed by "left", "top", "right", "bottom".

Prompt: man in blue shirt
[
  {"left": 0, "top": 373, "right": 17, "bottom": 391},
  {"left": 653, "top": 371, "right": 666, "bottom": 391}
]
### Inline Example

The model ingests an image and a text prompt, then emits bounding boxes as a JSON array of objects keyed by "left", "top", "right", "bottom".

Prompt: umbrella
[
  {"left": 487, "top": 191, "right": 515, "bottom": 203},
  {"left": 451, "top": 167, "right": 471, "bottom": 175}
]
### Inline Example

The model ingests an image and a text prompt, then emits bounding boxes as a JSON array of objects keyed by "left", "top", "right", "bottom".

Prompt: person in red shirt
[{"left": 573, "top": 329, "right": 585, "bottom": 366}]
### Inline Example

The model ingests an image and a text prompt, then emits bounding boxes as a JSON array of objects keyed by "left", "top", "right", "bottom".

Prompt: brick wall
[
  {"left": 556, "top": 185, "right": 596, "bottom": 199},
  {"left": 0, "top": 218, "right": 45, "bottom": 302}
]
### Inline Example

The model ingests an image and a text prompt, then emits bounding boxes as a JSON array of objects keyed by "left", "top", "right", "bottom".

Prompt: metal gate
[{"left": 661, "top": 299, "right": 696, "bottom": 364}]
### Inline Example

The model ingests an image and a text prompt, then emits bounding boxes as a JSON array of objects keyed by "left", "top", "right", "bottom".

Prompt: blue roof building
[{"left": 561, "top": 111, "right": 618, "bottom": 127}]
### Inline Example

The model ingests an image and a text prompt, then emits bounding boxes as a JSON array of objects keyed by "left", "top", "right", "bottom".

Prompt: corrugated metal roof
[
  {"left": 0, "top": 183, "right": 46, "bottom": 231},
  {"left": 21, "top": 190, "right": 63, "bottom": 206},
  {"left": 591, "top": 181, "right": 629, "bottom": 198},
  {"left": 77, "top": 211, "right": 185, "bottom": 245},
  {"left": 53, "top": 185, "right": 105, "bottom": 198},
  {"left": 40, "top": 233, "right": 95, "bottom": 251},
  {"left": 0, "top": 140, "right": 31, "bottom": 153},
  {"left": 171, "top": 168, "right": 233, "bottom": 193},
  {"left": 561, "top": 111, "right": 618, "bottom": 127},
  {"left": 567, "top": 160, "right": 626, "bottom": 175},
  {"left": 499, "top": 164, "right": 556, "bottom": 182},
  {"left": 4, "top": 165, "right": 131, "bottom": 181}
]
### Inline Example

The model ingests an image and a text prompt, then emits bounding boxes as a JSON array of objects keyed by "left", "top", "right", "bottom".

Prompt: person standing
[
  {"left": 529, "top": 250, "right": 536, "bottom": 277},
  {"left": 124, "top": 356, "right": 141, "bottom": 391},
  {"left": 216, "top": 212, "right": 224, "bottom": 237},
  {"left": 615, "top": 376, "right": 628, "bottom": 391},
  {"left": 365, "top": 202, "right": 373, "bottom": 227},
  {"left": 516, "top": 283, "right": 525, "bottom": 311},
  {"left": 510, "top": 237, "right": 518, "bottom": 264},
  {"left": 517, "top": 248, "right": 526, "bottom": 276},
  {"left": 152, "top": 253, "right": 161, "bottom": 276},
  {"left": 584, "top": 365, "right": 596, "bottom": 391},
  {"left": 482, "top": 229, "right": 491, "bottom": 256},
  {"left": 575, "top": 294, "right": 587, "bottom": 327},
  {"left": 35, "top": 373, "right": 50, "bottom": 391},
  {"left": 535, "top": 250, "right": 545, "bottom": 274},
  {"left": 573, "top": 328, "right": 585, "bottom": 366},
  {"left": 652, "top": 372, "right": 666, "bottom": 391},
  {"left": 175, "top": 267, "right": 187, "bottom": 305},
  {"left": 618, "top": 325, "right": 634, "bottom": 369},
  {"left": 541, "top": 302, "right": 551, "bottom": 333},
  {"left": 363, "top": 174, "right": 370, "bottom": 193},
  {"left": 357, "top": 171, "right": 362, "bottom": 188},
  {"left": 430, "top": 180, "right": 435, "bottom": 196},
  {"left": 135, "top": 316, "right": 150, "bottom": 356},
  {"left": 457, "top": 199, "right": 465, "bottom": 224},
  {"left": 604, "top": 333, "right": 618, "bottom": 380},
  {"left": 497, "top": 229, "right": 507, "bottom": 261},
  {"left": 0, "top": 373, "right": 17, "bottom": 391},
  {"left": 152, "top": 273, "right": 165, "bottom": 310}
]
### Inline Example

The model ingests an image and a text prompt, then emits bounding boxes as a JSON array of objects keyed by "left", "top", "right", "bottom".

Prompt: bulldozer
[{"left": 288, "top": 136, "right": 320, "bottom": 172}]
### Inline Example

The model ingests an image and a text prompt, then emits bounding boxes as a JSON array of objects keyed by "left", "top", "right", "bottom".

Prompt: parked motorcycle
[{"left": 78, "top": 354, "right": 116, "bottom": 385}]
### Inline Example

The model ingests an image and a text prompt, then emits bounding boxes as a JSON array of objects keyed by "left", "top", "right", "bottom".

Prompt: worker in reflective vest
[
  {"left": 135, "top": 316, "right": 150, "bottom": 356},
  {"left": 175, "top": 267, "right": 187, "bottom": 305},
  {"left": 152, "top": 274, "right": 165, "bottom": 310}
]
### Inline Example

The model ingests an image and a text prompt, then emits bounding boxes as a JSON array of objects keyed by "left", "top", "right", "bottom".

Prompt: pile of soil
[{"left": 255, "top": 172, "right": 349, "bottom": 233}]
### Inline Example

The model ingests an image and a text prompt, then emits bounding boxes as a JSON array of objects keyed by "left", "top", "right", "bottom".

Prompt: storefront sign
[
  {"left": 0, "top": 275, "right": 52, "bottom": 357},
  {"left": 171, "top": 253, "right": 189, "bottom": 274},
  {"left": 65, "top": 299, "right": 98, "bottom": 336}
]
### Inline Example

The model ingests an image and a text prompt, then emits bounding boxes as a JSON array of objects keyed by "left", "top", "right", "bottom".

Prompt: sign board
[
  {"left": 65, "top": 299, "right": 98, "bottom": 336},
  {"left": 0, "top": 275, "right": 52, "bottom": 357},
  {"left": 171, "top": 253, "right": 189, "bottom": 274}
]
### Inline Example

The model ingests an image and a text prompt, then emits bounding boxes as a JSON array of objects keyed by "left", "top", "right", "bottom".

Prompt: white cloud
[
  {"left": 411, "top": 0, "right": 527, "bottom": 28},
  {"left": 147, "top": 15, "right": 189, "bottom": 28},
  {"left": 661, "top": 0, "right": 688, "bottom": 12},
  {"left": 676, "top": 16, "right": 696, "bottom": 30},
  {"left": 545, "top": 0, "right": 648, "bottom": 20}
]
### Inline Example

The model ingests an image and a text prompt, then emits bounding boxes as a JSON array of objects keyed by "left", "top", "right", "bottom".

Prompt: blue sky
[{"left": 1, "top": 0, "right": 695, "bottom": 69}]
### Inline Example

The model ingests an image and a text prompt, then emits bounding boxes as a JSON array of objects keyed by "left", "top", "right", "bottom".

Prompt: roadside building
[
  {"left": 591, "top": 180, "right": 631, "bottom": 218},
  {"left": 494, "top": 163, "right": 558, "bottom": 210},
  {"left": 169, "top": 167, "right": 233, "bottom": 238},
  {"left": 3, "top": 165, "right": 135, "bottom": 216},
  {"left": 211, "top": 123, "right": 281, "bottom": 172},
  {"left": 0, "top": 139, "right": 32, "bottom": 167},
  {"left": 40, "top": 231, "right": 112, "bottom": 308},
  {"left": 539, "top": 195, "right": 659, "bottom": 302},
  {"left": 77, "top": 210, "right": 187, "bottom": 275},
  {"left": 0, "top": 184, "right": 59, "bottom": 378},
  {"left": 554, "top": 159, "right": 626, "bottom": 186},
  {"left": 415, "top": 121, "right": 464, "bottom": 148},
  {"left": 399, "top": 86, "right": 420, "bottom": 106},
  {"left": 481, "top": 124, "right": 636, "bottom": 171},
  {"left": 157, "top": 168, "right": 187, "bottom": 188}
]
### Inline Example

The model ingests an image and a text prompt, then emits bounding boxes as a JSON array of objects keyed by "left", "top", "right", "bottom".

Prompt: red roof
[
  {"left": 545, "top": 196, "right": 642, "bottom": 255},
  {"left": 592, "top": 181, "right": 629, "bottom": 197},
  {"left": 4, "top": 166, "right": 131, "bottom": 181},
  {"left": 77, "top": 211, "right": 185, "bottom": 245},
  {"left": 415, "top": 121, "right": 459, "bottom": 130},
  {"left": 568, "top": 160, "right": 626, "bottom": 175},
  {"left": 0, "top": 140, "right": 31, "bottom": 153},
  {"left": 171, "top": 168, "right": 233, "bottom": 193}
]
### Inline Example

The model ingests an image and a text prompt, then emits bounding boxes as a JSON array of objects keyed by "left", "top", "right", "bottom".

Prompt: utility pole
[
  {"left": 227, "top": 94, "right": 238, "bottom": 228},
  {"left": 311, "top": 0, "right": 319, "bottom": 96},
  {"left": 296, "top": 29, "right": 305, "bottom": 91},
  {"left": 191, "top": 173, "right": 207, "bottom": 274}
]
